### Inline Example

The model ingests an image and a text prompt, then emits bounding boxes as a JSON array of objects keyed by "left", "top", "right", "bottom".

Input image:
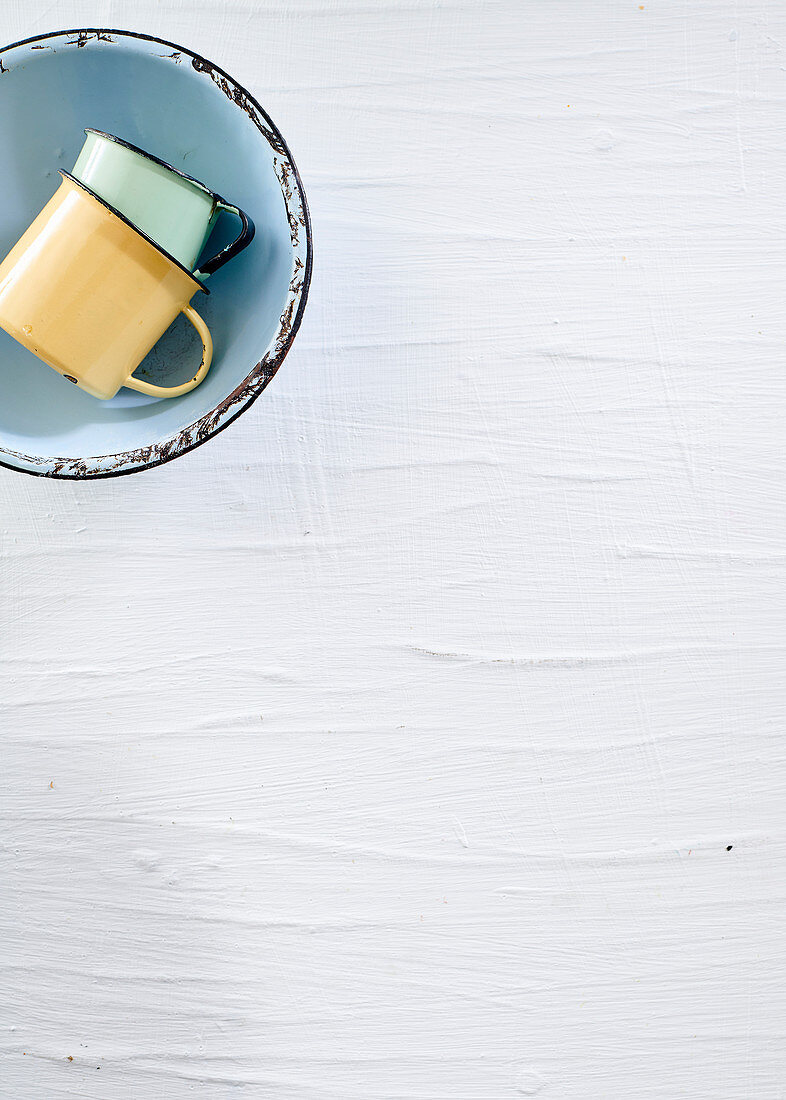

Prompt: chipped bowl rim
[{"left": 0, "top": 27, "right": 312, "bottom": 480}]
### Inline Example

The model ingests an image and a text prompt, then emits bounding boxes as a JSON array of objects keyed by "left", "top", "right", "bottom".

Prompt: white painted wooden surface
[{"left": 2, "top": 1, "right": 784, "bottom": 1096}]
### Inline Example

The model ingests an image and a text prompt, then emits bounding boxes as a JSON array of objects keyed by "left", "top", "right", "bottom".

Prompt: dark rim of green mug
[{"left": 83, "top": 127, "right": 219, "bottom": 204}]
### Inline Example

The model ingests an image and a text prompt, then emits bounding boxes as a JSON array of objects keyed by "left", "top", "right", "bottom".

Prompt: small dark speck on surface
[{"left": 726, "top": 845, "right": 733, "bottom": 851}]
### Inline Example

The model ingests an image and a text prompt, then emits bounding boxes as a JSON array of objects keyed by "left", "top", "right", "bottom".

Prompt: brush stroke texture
[{"left": 1, "top": 0, "right": 785, "bottom": 1097}]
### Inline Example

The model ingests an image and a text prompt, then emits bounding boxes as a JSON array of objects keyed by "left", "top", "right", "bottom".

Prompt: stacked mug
[{"left": 0, "top": 129, "right": 254, "bottom": 399}]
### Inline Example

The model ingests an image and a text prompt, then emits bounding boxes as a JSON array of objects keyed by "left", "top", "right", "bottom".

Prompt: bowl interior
[{"left": 0, "top": 33, "right": 298, "bottom": 468}]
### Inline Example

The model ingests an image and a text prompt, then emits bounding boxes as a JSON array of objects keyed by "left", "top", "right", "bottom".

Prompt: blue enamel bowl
[{"left": 0, "top": 28, "right": 311, "bottom": 478}]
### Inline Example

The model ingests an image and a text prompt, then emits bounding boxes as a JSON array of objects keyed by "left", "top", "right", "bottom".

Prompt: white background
[{"left": 2, "top": 1, "right": 785, "bottom": 1097}]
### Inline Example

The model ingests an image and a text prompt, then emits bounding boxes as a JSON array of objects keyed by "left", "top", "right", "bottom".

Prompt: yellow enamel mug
[{"left": 0, "top": 171, "right": 212, "bottom": 399}]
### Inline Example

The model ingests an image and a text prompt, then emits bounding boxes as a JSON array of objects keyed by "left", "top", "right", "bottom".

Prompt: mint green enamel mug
[{"left": 72, "top": 128, "right": 254, "bottom": 279}]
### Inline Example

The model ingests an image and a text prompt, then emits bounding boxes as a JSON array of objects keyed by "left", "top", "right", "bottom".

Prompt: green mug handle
[
  {"left": 124, "top": 304, "right": 213, "bottom": 398},
  {"left": 194, "top": 199, "right": 255, "bottom": 280}
]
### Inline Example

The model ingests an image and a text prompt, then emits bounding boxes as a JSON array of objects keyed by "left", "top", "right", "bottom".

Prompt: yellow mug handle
[{"left": 124, "top": 304, "right": 213, "bottom": 398}]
